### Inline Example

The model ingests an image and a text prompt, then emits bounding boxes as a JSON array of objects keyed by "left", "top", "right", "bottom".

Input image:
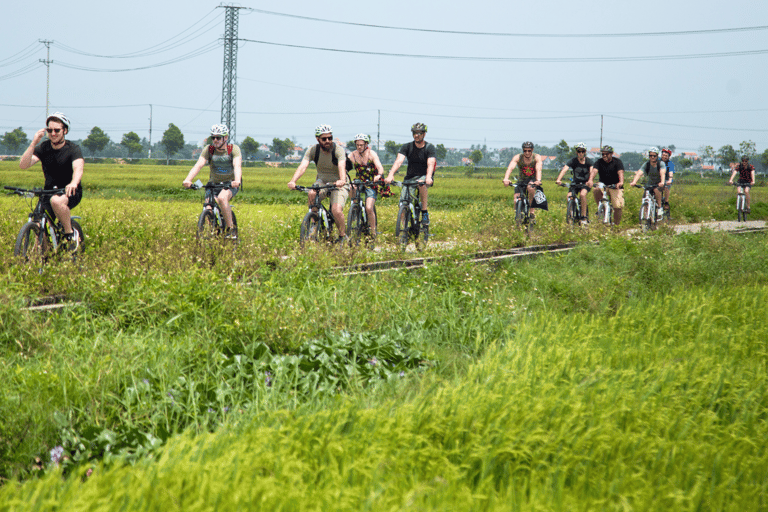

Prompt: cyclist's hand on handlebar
[
  {"left": 65, "top": 183, "right": 78, "bottom": 197},
  {"left": 335, "top": 179, "right": 345, "bottom": 188},
  {"left": 502, "top": 179, "right": 511, "bottom": 187},
  {"left": 231, "top": 180, "right": 241, "bottom": 188},
  {"left": 425, "top": 177, "right": 434, "bottom": 186},
  {"left": 555, "top": 179, "right": 562, "bottom": 186},
  {"left": 287, "top": 181, "right": 297, "bottom": 190},
  {"left": 183, "top": 180, "right": 193, "bottom": 188},
  {"left": 384, "top": 175, "right": 394, "bottom": 185}
]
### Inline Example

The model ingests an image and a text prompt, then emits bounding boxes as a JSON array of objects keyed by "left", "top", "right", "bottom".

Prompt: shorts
[
  {"left": 314, "top": 178, "right": 350, "bottom": 206},
  {"left": 206, "top": 186, "right": 239, "bottom": 202},
  {"left": 364, "top": 187, "right": 378, "bottom": 200},
  {"left": 42, "top": 187, "right": 82, "bottom": 214},
  {"left": 399, "top": 175, "right": 427, "bottom": 202},
  {"left": 597, "top": 184, "right": 624, "bottom": 209},
  {"left": 569, "top": 182, "right": 591, "bottom": 194},
  {"left": 514, "top": 179, "right": 535, "bottom": 197},
  {"left": 736, "top": 181, "right": 752, "bottom": 190}
]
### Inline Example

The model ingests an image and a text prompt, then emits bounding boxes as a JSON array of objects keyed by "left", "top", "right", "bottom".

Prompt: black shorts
[{"left": 41, "top": 187, "right": 82, "bottom": 214}]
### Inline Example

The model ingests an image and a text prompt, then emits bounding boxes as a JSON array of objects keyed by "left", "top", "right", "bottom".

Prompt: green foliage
[
  {"left": 1, "top": 127, "right": 29, "bottom": 154},
  {"left": 435, "top": 143, "right": 447, "bottom": 161},
  {"left": 239, "top": 136, "right": 259, "bottom": 158},
  {"left": 620, "top": 151, "right": 644, "bottom": 171},
  {"left": 384, "top": 140, "right": 399, "bottom": 157},
  {"left": 718, "top": 144, "right": 738, "bottom": 166},
  {"left": 119, "top": 131, "right": 142, "bottom": 158},
  {"left": 270, "top": 137, "right": 294, "bottom": 158},
  {"left": 469, "top": 149, "right": 483, "bottom": 166},
  {"left": 81, "top": 127, "right": 111, "bottom": 156},
  {"left": 739, "top": 139, "right": 757, "bottom": 160},
  {"left": 160, "top": 123, "right": 184, "bottom": 162}
]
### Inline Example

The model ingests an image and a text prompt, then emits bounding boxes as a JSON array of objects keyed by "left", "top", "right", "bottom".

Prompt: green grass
[{"left": 0, "top": 161, "right": 766, "bottom": 510}]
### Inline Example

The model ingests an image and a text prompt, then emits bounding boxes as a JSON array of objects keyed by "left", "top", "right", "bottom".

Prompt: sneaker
[
  {"left": 421, "top": 211, "right": 430, "bottom": 226},
  {"left": 580, "top": 216, "right": 589, "bottom": 225},
  {"left": 657, "top": 208, "right": 664, "bottom": 218},
  {"left": 335, "top": 235, "right": 349, "bottom": 245},
  {"left": 64, "top": 231, "right": 79, "bottom": 252}
]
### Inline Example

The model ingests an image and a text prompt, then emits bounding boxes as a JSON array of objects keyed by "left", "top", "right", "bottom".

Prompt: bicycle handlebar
[
  {"left": 350, "top": 179, "right": 381, "bottom": 187},
  {"left": 392, "top": 179, "right": 432, "bottom": 188},
  {"left": 294, "top": 183, "right": 340, "bottom": 192},
  {"left": 189, "top": 180, "right": 232, "bottom": 191},
  {"left": 4, "top": 185, "right": 66, "bottom": 196}
]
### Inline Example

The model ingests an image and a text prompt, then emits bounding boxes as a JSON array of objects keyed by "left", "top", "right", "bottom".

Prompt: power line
[
  {"left": 0, "top": 42, "right": 41, "bottom": 67},
  {"left": 239, "top": 38, "right": 768, "bottom": 63},
  {"left": 605, "top": 115, "right": 768, "bottom": 132},
  {"left": 52, "top": 42, "right": 221, "bottom": 72},
  {"left": 248, "top": 9, "right": 768, "bottom": 38}
]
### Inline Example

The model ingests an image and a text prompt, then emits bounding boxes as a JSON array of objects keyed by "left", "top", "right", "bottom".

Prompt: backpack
[{"left": 313, "top": 143, "right": 353, "bottom": 171}]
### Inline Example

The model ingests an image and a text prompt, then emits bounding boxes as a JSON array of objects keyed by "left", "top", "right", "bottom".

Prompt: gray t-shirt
[{"left": 303, "top": 144, "right": 348, "bottom": 183}]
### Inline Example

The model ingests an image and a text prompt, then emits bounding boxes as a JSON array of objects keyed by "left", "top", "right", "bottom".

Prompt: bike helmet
[
  {"left": 410, "top": 122, "right": 427, "bottom": 133},
  {"left": 210, "top": 124, "right": 229, "bottom": 136},
  {"left": 315, "top": 124, "right": 332, "bottom": 136},
  {"left": 648, "top": 147, "right": 659, "bottom": 156},
  {"left": 46, "top": 112, "right": 70, "bottom": 131},
  {"left": 742, "top": 155, "right": 750, "bottom": 162},
  {"left": 354, "top": 133, "right": 370, "bottom": 143},
  {"left": 601, "top": 145, "right": 614, "bottom": 153},
  {"left": 522, "top": 141, "right": 534, "bottom": 149},
  {"left": 574, "top": 142, "right": 587, "bottom": 151},
  {"left": 661, "top": 147, "right": 672, "bottom": 155}
]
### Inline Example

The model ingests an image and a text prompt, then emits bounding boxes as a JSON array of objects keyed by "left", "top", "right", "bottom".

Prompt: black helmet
[
  {"left": 522, "top": 141, "right": 534, "bottom": 149},
  {"left": 742, "top": 155, "right": 750, "bottom": 162},
  {"left": 411, "top": 122, "right": 427, "bottom": 133},
  {"left": 601, "top": 145, "right": 614, "bottom": 153}
]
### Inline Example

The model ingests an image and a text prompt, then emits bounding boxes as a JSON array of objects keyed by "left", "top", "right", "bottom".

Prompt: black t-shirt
[
  {"left": 33, "top": 140, "right": 84, "bottom": 189},
  {"left": 399, "top": 141, "right": 436, "bottom": 180},
  {"left": 593, "top": 157, "right": 624, "bottom": 185},
  {"left": 566, "top": 156, "right": 593, "bottom": 183}
]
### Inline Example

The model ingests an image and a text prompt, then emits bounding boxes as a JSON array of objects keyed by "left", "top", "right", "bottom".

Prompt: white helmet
[
  {"left": 210, "top": 124, "right": 229, "bottom": 136},
  {"left": 648, "top": 146, "right": 659, "bottom": 155},
  {"left": 354, "top": 133, "right": 370, "bottom": 143},
  {"left": 46, "top": 112, "right": 70, "bottom": 131},
  {"left": 574, "top": 142, "right": 587, "bottom": 151},
  {"left": 314, "top": 124, "right": 332, "bottom": 136}
]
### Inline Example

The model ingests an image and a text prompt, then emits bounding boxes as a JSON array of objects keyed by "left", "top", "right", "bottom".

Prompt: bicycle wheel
[
  {"left": 639, "top": 201, "right": 652, "bottom": 232},
  {"left": 300, "top": 212, "right": 321, "bottom": 246},
  {"left": 566, "top": 198, "right": 578, "bottom": 225},
  {"left": 14, "top": 221, "right": 48, "bottom": 262},
  {"left": 70, "top": 219, "right": 85, "bottom": 257},
  {"left": 396, "top": 205, "right": 411, "bottom": 249},
  {"left": 197, "top": 209, "right": 219, "bottom": 240},
  {"left": 346, "top": 204, "right": 363, "bottom": 246},
  {"left": 515, "top": 199, "right": 525, "bottom": 226}
]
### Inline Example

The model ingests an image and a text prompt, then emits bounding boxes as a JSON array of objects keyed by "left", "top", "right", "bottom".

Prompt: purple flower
[
  {"left": 369, "top": 357, "right": 378, "bottom": 366},
  {"left": 50, "top": 445, "right": 64, "bottom": 465},
  {"left": 265, "top": 371, "right": 273, "bottom": 387}
]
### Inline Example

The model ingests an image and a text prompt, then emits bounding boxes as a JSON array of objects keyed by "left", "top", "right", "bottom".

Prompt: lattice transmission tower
[{"left": 219, "top": 5, "right": 244, "bottom": 143}]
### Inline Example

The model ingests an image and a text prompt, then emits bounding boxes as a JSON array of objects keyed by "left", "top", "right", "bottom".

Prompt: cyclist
[
  {"left": 728, "top": 155, "right": 756, "bottom": 213},
  {"left": 348, "top": 133, "right": 390, "bottom": 235},
  {"left": 586, "top": 145, "right": 625, "bottom": 225},
  {"left": 288, "top": 124, "right": 350, "bottom": 242},
  {"left": 629, "top": 147, "right": 667, "bottom": 219},
  {"left": 18, "top": 112, "right": 84, "bottom": 251},
  {"left": 503, "top": 141, "right": 543, "bottom": 218},
  {"left": 384, "top": 122, "right": 436, "bottom": 230},
  {"left": 660, "top": 148, "right": 675, "bottom": 208},
  {"left": 555, "top": 142, "right": 592, "bottom": 224},
  {"left": 183, "top": 124, "right": 242, "bottom": 238}
]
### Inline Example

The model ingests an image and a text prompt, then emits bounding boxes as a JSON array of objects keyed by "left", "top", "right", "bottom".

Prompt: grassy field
[{"left": 0, "top": 161, "right": 766, "bottom": 510}]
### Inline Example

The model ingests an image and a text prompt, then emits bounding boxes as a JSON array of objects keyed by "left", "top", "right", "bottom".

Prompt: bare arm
[
  {"left": 502, "top": 155, "right": 520, "bottom": 186},
  {"left": 534, "top": 155, "right": 543, "bottom": 184},
  {"left": 370, "top": 150, "right": 385, "bottom": 178},
  {"left": 288, "top": 159, "right": 311, "bottom": 189},
  {"left": 385, "top": 154, "right": 406, "bottom": 183},
  {"left": 19, "top": 128, "right": 46, "bottom": 170},
  {"left": 425, "top": 157, "right": 436, "bottom": 185},
  {"left": 183, "top": 154, "right": 209, "bottom": 187},
  {"left": 555, "top": 165, "right": 570, "bottom": 184},
  {"left": 66, "top": 158, "right": 84, "bottom": 197},
  {"left": 231, "top": 154, "right": 243, "bottom": 188}
]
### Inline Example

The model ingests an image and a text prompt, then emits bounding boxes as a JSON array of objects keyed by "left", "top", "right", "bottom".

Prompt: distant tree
[
  {"left": 470, "top": 149, "right": 483, "bottom": 167},
  {"left": 435, "top": 143, "right": 447, "bottom": 161},
  {"left": 384, "top": 140, "right": 400, "bottom": 159},
  {"left": 120, "top": 131, "right": 143, "bottom": 158},
  {"left": 677, "top": 158, "right": 693, "bottom": 169},
  {"left": 346, "top": 140, "right": 356, "bottom": 152},
  {"left": 761, "top": 148, "right": 768, "bottom": 168},
  {"left": 619, "top": 151, "right": 644, "bottom": 172},
  {"left": 699, "top": 145, "right": 715, "bottom": 165},
  {"left": 1, "top": 127, "right": 29, "bottom": 154},
  {"left": 553, "top": 139, "right": 572, "bottom": 167},
  {"left": 718, "top": 144, "right": 738, "bottom": 168},
  {"left": 270, "top": 137, "right": 294, "bottom": 159},
  {"left": 240, "top": 136, "right": 259, "bottom": 158},
  {"left": 739, "top": 140, "right": 756, "bottom": 160},
  {"left": 82, "top": 126, "right": 111, "bottom": 156},
  {"left": 161, "top": 123, "right": 185, "bottom": 163}
]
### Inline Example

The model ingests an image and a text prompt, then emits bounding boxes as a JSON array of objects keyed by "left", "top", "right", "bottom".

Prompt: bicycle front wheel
[
  {"left": 300, "top": 212, "right": 321, "bottom": 246},
  {"left": 396, "top": 205, "right": 411, "bottom": 249},
  {"left": 515, "top": 200, "right": 525, "bottom": 226},
  {"left": 566, "top": 198, "right": 578, "bottom": 225},
  {"left": 639, "top": 201, "right": 652, "bottom": 232},
  {"left": 14, "top": 222, "right": 48, "bottom": 262},
  {"left": 197, "top": 209, "right": 219, "bottom": 240},
  {"left": 346, "top": 204, "right": 363, "bottom": 246}
]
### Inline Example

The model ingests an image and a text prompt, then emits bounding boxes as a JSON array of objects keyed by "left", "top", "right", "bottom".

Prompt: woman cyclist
[
  {"left": 729, "top": 156, "right": 756, "bottom": 213},
  {"left": 348, "top": 133, "right": 391, "bottom": 234},
  {"left": 555, "top": 142, "right": 592, "bottom": 224}
]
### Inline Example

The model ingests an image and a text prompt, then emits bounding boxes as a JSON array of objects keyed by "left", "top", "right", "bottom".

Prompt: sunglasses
[
  {"left": 319, "top": 136, "right": 332, "bottom": 141},
  {"left": 211, "top": 136, "right": 224, "bottom": 140},
  {"left": 46, "top": 128, "right": 62, "bottom": 134},
  {"left": 576, "top": 149, "right": 586, "bottom": 153}
]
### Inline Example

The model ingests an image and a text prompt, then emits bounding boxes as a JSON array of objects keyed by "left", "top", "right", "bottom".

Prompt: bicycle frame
[
  {"left": 191, "top": 180, "right": 237, "bottom": 239},
  {"left": 634, "top": 184, "right": 659, "bottom": 232},
  {"left": 733, "top": 182, "right": 750, "bottom": 222},
  {"left": 595, "top": 183, "right": 617, "bottom": 226},
  {"left": 393, "top": 179, "right": 427, "bottom": 249},
  {"left": 347, "top": 179, "right": 378, "bottom": 244},
  {"left": 512, "top": 181, "right": 534, "bottom": 227},
  {"left": 295, "top": 183, "right": 340, "bottom": 245},
  {"left": 559, "top": 181, "right": 589, "bottom": 225}
]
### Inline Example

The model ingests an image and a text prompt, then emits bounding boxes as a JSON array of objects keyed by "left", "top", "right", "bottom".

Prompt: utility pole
[
  {"left": 600, "top": 115, "right": 603, "bottom": 149},
  {"left": 39, "top": 40, "right": 53, "bottom": 117},
  {"left": 148, "top": 104, "right": 153, "bottom": 158},
  {"left": 377, "top": 110, "right": 381, "bottom": 152},
  {"left": 219, "top": 5, "right": 244, "bottom": 143}
]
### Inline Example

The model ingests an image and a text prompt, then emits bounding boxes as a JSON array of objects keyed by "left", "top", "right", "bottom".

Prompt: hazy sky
[{"left": 3, "top": 0, "right": 767, "bottom": 155}]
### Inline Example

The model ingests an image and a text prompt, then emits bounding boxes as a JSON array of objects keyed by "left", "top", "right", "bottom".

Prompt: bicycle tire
[
  {"left": 640, "top": 201, "right": 652, "bottom": 232},
  {"left": 396, "top": 205, "right": 411, "bottom": 249},
  {"left": 300, "top": 212, "right": 321, "bottom": 246},
  {"left": 566, "top": 198, "right": 578, "bottom": 225},
  {"left": 197, "top": 209, "right": 219, "bottom": 240},
  {"left": 346, "top": 204, "right": 363, "bottom": 246},
  {"left": 515, "top": 199, "right": 525, "bottom": 226},
  {"left": 14, "top": 221, "right": 47, "bottom": 262}
]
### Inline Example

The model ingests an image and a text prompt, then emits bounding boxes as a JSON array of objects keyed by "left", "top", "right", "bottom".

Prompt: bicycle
[
  {"left": 4, "top": 185, "right": 84, "bottom": 264},
  {"left": 557, "top": 181, "right": 589, "bottom": 225},
  {"left": 189, "top": 180, "right": 238, "bottom": 241},
  {"left": 295, "top": 183, "right": 341, "bottom": 246},
  {"left": 633, "top": 184, "right": 661, "bottom": 232},
  {"left": 393, "top": 179, "right": 429, "bottom": 250},
  {"left": 510, "top": 180, "right": 538, "bottom": 229},
  {"left": 732, "top": 182, "right": 751, "bottom": 222},
  {"left": 595, "top": 183, "right": 619, "bottom": 226},
  {"left": 346, "top": 179, "right": 378, "bottom": 247}
]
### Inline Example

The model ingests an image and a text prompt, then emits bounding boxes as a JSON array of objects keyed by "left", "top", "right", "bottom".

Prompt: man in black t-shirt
[
  {"left": 384, "top": 122, "right": 436, "bottom": 227},
  {"left": 19, "top": 112, "right": 84, "bottom": 250},
  {"left": 586, "top": 145, "right": 625, "bottom": 225}
]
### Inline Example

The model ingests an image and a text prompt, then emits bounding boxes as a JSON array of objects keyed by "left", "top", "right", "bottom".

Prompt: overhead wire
[
  {"left": 53, "top": 41, "right": 221, "bottom": 72},
  {"left": 247, "top": 9, "right": 768, "bottom": 38}
]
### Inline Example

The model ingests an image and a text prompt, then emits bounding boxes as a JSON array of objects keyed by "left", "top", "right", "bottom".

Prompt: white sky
[{"left": 3, "top": 0, "right": 767, "bottom": 155}]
